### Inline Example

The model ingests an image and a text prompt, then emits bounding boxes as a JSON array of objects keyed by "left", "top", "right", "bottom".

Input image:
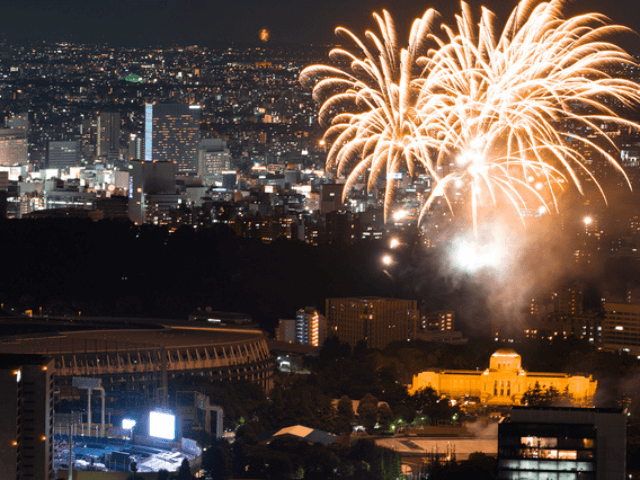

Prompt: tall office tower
[
  {"left": 326, "top": 297, "right": 418, "bottom": 349},
  {"left": 0, "top": 354, "right": 55, "bottom": 480},
  {"left": 0, "top": 128, "right": 27, "bottom": 166},
  {"left": 144, "top": 103, "right": 201, "bottom": 175},
  {"left": 97, "top": 112, "right": 121, "bottom": 159},
  {"left": 47, "top": 140, "right": 81, "bottom": 169},
  {"left": 198, "top": 138, "right": 230, "bottom": 185},
  {"left": 498, "top": 407, "right": 626, "bottom": 480}
]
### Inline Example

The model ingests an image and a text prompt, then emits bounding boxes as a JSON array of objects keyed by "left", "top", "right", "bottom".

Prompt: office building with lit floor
[
  {"left": 498, "top": 407, "right": 626, "bottom": 480},
  {"left": 0, "top": 354, "right": 55, "bottom": 480}
]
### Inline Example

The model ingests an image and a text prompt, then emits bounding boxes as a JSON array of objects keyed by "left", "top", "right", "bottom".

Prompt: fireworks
[
  {"left": 299, "top": 9, "right": 440, "bottom": 219},
  {"left": 301, "top": 0, "right": 640, "bottom": 233}
]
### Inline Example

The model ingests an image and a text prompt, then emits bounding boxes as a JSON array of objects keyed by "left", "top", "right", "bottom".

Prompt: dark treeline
[
  {"left": 0, "top": 217, "right": 503, "bottom": 333},
  {"left": 0, "top": 218, "right": 402, "bottom": 331}
]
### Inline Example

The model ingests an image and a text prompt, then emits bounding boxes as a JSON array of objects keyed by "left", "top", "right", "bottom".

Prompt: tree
[
  {"left": 522, "top": 383, "right": 563, "bottom": 407},
  {"left": 157, "top": 470, "right": 170, "bottom": 480},
  {"left": 521, "top": 382, "right": 544, "bottom": 406},
  {"left": 337, "top": 395, "right": 355, "bottom": 421},
  {"left": 202, "top": 440, "right": 232, "bottom": 480},
  {"left": 358, "top": 402, "right": 378, "bottom": 432},
  {"left": 357, "top": 394, "right": 379, "bottom": 432},
  {"left": 377, "top": 403, "right": 394, "bottom": 432},
  {"left": 176, "top": 458, "right": 193, "bottom": 480}
]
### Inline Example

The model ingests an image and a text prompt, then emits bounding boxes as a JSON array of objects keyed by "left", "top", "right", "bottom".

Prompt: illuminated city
[{"left": 0, "top": 0, "right": 640, "bottom": 479}]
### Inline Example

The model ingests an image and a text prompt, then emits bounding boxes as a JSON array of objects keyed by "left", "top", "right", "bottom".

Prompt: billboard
[{"left": 149, "top": 411, "right": 176, "bottom": 440}]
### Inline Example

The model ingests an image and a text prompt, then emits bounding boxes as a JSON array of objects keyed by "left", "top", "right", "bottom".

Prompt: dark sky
[{"left": 0, "top": 0, "right": 639, "bottom": 49}]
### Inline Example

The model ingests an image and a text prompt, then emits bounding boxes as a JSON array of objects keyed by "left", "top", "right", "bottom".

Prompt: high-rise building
[
  {"left": 144, "top": 103, "right": 201, "bottom": 175},
  {"left": 326, "top": 297, "right": 418, "bottom": 349},
  {"left": 276, "top": 308, "right": 327, "bottom": 347},
  {"left": 128, "top": 133, "right": 144, "bottom": 160},
  {"left": 198, "top": 139, "right": 230, "bottom": 185},
  {"left": 498, "top": 407, "right": 626, "bottom": 480},
  {"left": 47, "top": 140, "right": 81, "bottom": 169},
  {"left": 603, "top": 301, "right": 640, "bottom": 356},
  {"left": 0, "top": 354, "right": 55, "bottom": 480},
  {"left": 97, "top": 112, "right": 121, "bottom": 159},
  {"left": 0, "top": 128, "right": 27, "bottom": 166},
  {"left": 295, "top": 307, "right": 327, "bottom": 347}
]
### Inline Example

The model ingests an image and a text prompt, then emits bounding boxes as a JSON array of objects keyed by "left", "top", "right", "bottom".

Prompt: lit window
[{"left": 558, "top": 450, "right": 577, "bottom": 460}]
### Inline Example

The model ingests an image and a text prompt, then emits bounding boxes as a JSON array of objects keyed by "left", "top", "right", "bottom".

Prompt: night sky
[{"left": 1, "top": 0, "right": 639, "bottom": 49}]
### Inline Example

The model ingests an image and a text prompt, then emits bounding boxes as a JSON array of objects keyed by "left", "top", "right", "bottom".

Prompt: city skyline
[{"left": 0, "top": 1, "right": 639, "bottom": 479}]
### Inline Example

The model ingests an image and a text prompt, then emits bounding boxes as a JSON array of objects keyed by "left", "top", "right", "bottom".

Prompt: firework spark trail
[
  {"left": 301, "top": 0, "right": 640, "bottom": 232},
  {"left": 416, "top": 0, "right": 640, "bottom": 234},
  {"left": 300, "top": 9, "right": 440, "bottom": 219}
]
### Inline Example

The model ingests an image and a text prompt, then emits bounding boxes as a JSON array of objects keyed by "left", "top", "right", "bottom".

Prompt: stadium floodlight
[{"left": 122, "top": 419, "right": 136, "bottom": 430}]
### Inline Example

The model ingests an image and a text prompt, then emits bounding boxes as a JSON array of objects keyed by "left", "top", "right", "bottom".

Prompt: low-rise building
[{"left": 409, "top": 349, "right": 596, "bottom": 406}]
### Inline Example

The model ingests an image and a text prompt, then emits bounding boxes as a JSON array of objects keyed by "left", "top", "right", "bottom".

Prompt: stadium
[
  {"left": 0, "top": 316, "right": 274, "bottom": 477},
  {"left": 0, "top": 317, "right": 275, "bottom": 397}
]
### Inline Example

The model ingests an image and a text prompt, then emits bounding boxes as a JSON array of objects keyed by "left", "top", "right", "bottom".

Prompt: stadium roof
[{"left": 0, "top": 326, "right": 266, "bottom": 354}]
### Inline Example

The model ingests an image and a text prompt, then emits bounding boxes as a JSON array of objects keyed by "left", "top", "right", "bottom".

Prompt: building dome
[
  {"left": 490, "top": 349, "right": 522, "bottom": 371},
  {"left": 491, "top": 348, "right": 519, "bottom": 356}
]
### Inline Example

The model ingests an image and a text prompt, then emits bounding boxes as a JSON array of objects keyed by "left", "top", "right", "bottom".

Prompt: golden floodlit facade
[{"left": 408, "top": 349, "right": 596, "bottom": 406}]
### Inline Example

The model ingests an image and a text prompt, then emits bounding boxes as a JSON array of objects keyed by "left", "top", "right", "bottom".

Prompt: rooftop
[
  {"left": 0, "top": 353, "right": 53, "bottom": 368},
  {"left": 0, "top": 326, "right": 266, "bottom": 354}
]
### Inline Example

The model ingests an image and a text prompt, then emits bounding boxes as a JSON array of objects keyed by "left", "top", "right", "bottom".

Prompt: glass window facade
[{"left": 499, "top": 422, "right": 596, "bottom": 480}]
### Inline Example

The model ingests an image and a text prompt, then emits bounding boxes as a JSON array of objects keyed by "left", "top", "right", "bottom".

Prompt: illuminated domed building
[{"left": 408, "top": 349, "right": 596, "bottom": 406}]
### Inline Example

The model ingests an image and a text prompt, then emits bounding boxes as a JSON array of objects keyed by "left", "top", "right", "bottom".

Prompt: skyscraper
[
  {"left": 144, "top": 103, "right": 201, "bottom": 175},
  {"left": 0, "top": 354, "right": 55, "bottom": 480},
  {"left": 97, "top": 112, "right": 121, "bottom": 159}
]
